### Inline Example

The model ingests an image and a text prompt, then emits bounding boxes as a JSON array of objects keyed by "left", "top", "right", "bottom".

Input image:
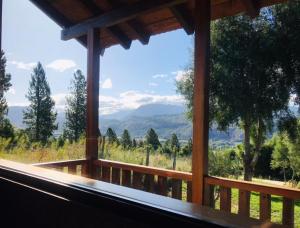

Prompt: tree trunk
[
  {"left": 146, "top": 146, "right": 150, "bottom": 166},
  {"left": 243, "top": 119, "right": 253, "bottom": 181},
  {"left": 172, "top": 149, "right": 177, "bottom": 170}
]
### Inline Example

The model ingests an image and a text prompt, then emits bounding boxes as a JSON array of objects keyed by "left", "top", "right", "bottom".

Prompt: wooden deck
[{"left": 35, "top": 158, "right": 300, "bottom": 227}]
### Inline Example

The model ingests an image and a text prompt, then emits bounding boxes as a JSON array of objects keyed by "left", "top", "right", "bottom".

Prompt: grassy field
[{"left": 0, "top": 140, "right": 299, "bottom": 226}]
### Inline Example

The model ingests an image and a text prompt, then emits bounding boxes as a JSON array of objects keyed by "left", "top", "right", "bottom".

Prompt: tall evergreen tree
[
  {"left": 106, "top": 127, "right": 118, "bottom": 144},
  {"left": 64, "top": 70, "right": 87, "bottom": 142},
  {"left": 121, "top": 129, "right": 131, "bottom": 149},
  {"left": 145, "top": 128, "right": 160, "bottom": 150},
  {"left": 0, "top": 51, "right": 13, "bottom": 138},
  {"left": 23, "top": 62, "right": 57, "bottom": 143}
]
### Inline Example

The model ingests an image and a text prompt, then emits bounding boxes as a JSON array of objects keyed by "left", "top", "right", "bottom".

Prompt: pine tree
[
  {"left": 0, "top": 51, "right": 13, "bottom": 138},
  {"left": 132, "top": 138, "right": 137, "bottom": 148},
  {"left": 106, "top": 127, "right": 118, "bottom": 144},
  {"left": 121, "top": 129, "right": 131, "bottom": 149},
  {"left": 64, "top": 70, "right": 87, "bottom": 142},
  {"left": 145, "top": 128, "right": 160, "bottom": 150},
  {"left": 23, "top": 62, "right": 57, "bottom": 143}
]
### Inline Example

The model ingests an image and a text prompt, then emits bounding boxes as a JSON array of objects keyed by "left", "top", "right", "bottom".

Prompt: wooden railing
[
  {"left": 34, "top": 159, "right": 87, "bottom": 175},
  {"left": 205, "top": 176, "right": 300, "bottom": 227},
  {"left": 34, "top": 159, "right": 193, "bottom": 201},
  {"left": 35, "top": 159, "right": 300, "bottom": 226},
  {"left": 93, "top": 159, "right": 193, "bottom": 201}
]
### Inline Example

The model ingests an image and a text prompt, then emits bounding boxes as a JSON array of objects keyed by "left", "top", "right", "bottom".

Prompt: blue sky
[{"left": 3, "top": 0, "right": 192, "bottom": 115}]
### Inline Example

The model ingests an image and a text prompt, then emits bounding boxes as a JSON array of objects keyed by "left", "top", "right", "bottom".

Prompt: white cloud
[
  {"left": 46, "top": 59, "right": 76, "bottom": 72},
  {"left": 152, "top": 74, "right": 168, "bottom": 79},
  {"left": 51, "top": 93, "right": 68, "bottom": 111},
  {"left": 8, "top": 88, "right": 16, "bottom": 95},
  {"left": 99, "top": 90, "right": 184, "bottom": 115},
  {"left": 173, "top": 70, "right": 191, "bottom": 82},
  {"left": 9, "top": 61, "right": 37, "bottom": 70},
  {"left": 149, "top": 82, "right": 158, "bottom": 87},
  {"left": 102, "top": 78, "right": 112, "bottom": 89}
]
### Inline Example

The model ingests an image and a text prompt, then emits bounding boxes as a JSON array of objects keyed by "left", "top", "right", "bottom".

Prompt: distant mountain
[
  {"left": 101, "top": 103, "right": 186, "bottom": 120},
  {"left": 7, "top": 104, "right": 243, "bottom": 142}
]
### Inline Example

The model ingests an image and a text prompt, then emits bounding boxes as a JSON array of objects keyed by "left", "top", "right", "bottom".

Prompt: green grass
[{"left": 214, "top": 189, "right": 300, "bottom": 226}]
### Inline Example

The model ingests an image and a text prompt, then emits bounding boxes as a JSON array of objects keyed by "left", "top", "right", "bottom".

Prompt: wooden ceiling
[{"left": 29, "top": 0, "right": 286, "bottom": 50}]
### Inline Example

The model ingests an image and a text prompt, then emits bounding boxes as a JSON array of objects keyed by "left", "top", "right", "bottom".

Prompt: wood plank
[
  {"left": 101, "top": 166, "right": 111, "bottom": 183},
  {"left": 259, "top": 193, "right": 271, "bottom": 222},
  {"left": 79, "top": 0, "right": 131, "bottom": 49},
  {"left": 203, "top": 184, "right": 215, "bottom": 208},
  {"left": 95, "top": 159, "right": 192, "bottom": 181},
  {"left": 192, "top": 0, "right": 211, "bottom": 204},
  {"left": 187, "top": 181, "right": 192, "bottom": 202},
  {"left": 205, "top": 176, "right": 300, "bottom": 200},
  {"left": 122, "top": 169, "right": 131, "bottom": 187},
  {"left": 61, "top": 0, "right": 187, "bottom": 40},
  {"left": 68, "top": 164, "right": 77, "bottom": 175},
  {"left": 282, "top": 197, "right": 294, "bottom": 227},
  {"left": 132, "top": 172, "right": 144, "bottom": 190},
  {"left": 157, "top": 176, "right": 168, "bottom": 196},
  {"left": 108, "top": 0, "right": 150, "bottom": 45},
  {"left": 144, "top": 174, "right": 155, "bottom": 193},
  {"left": 170, "top": 4, "right": 194, "bottom": 35},
  {"left": 238, "top": 190, "right": 250, "bottom": 217},
  {"left": 241, "top": 0, "right": 259, "bottom": 18},
  {"left": 85, "top": 28, "right": 100, "bottom": 178},
  {"left": 220, "top": 187, "right": 231, "bottom": 212},
  {"left": 172, "top": 179, "right": 182, "bottom": 200},
  {"left": 111, "top": 167, "right": 121, "bottom": 185}
]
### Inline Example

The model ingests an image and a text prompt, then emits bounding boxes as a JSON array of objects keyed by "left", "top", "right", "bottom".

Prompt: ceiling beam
[
  {"left": 61, "top": 0, "right": 187, "bottom": 41},
  {"left": 79, "top": 0, "right": 131, "bottom": 49},
  {"left": 108, "top": 0, "right": 150, "bottom": 45},
  {"left": 241, "top": 0, "right": 260, "bottom": 18},
  {"left": 170, "top": 4, "right": 194, "bottom": 35},
  {"left": 29, "top": 0, "right": 87, "bottom": 48}
]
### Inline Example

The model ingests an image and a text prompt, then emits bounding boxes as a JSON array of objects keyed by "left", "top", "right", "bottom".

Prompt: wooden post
[
  {"left": 85, "top": 28, "right": 100, "bottom": 178},
  {"left": 192, "top": 0, "right": 211, "bottom": 204}
]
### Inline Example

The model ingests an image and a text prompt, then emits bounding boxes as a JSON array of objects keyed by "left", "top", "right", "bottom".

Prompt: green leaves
[
  {"left": 64, "top": 70, "right": 87, "bottom": 142},
  {"left": 23, "top": 62, "right": 57, "bottom": 144}
]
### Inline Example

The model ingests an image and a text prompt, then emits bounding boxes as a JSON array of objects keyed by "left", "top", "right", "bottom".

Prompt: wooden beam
[
  {"left": 85, "top": 28, "right": 100, "bottom": 178},
  {"left": 29, "top": 0, "right": 87, "bottom": 48},
  {"left": 241, "top": 0, "right": 259, "bottom": 18},
  {"left": 61, "top": 0, "right": 187, "bottom": 41},
  {"left": 192, "top": 0, "right": 210, "bottom": 205},
  {"left": 170, "top": 4, "right": 194, "bottom": 35},
  {"left": 79, "top": 0, "right": 131, "bottom": 49},
  {"left": 108, "top": 0, "right": 150, "bottom": 45}
]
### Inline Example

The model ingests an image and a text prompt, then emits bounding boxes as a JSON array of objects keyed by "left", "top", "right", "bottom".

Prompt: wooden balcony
[{"left": 35, "top": 158, "right": 300, "bottom": 227}]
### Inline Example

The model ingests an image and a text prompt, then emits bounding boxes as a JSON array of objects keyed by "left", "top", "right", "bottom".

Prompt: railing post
[
  {"left": 192, "top": 0, "right": 211, "bottom": 204},
  {"left": 85, "top": 28, "right": 100, "bottom": 178}
]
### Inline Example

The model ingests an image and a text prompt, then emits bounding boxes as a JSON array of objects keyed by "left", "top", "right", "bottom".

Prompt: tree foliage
[
  {"left": 121, "top": 129, "right": 131, "bottom": 149},
  {"left": 176, "top": 6, "right": 300, "bottom": 180},
  {"left": 106, "top": 127, "right": 118, "bottom": 144},
  {"left": 23, "top": 62, "right": 57, "bottom": 143},
  {"left": 0, "top": 51, "right": 13, "bottom": 138},
  {"left": 145, "top": 128, "right": 160, "bottom": 150},
  {"left": 64, "top": 70, "right": 87, "bottom": 142}
]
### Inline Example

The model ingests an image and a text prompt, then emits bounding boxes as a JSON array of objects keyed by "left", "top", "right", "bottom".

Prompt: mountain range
[{"left": 7, "top": 104, "right": 243, "bottom": 144}]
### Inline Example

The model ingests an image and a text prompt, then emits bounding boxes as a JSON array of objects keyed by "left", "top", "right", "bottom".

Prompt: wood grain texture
[
  {"left": 192, "top": 0, "right": 210, "bottom": 204},
  {"left": 260, "top": 193, "right": 271, "bottom": 222}
]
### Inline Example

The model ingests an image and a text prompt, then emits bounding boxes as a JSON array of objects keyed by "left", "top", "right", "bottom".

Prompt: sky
[{"left": 3, "top": 0, "right": 192, "bottom": 115}]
